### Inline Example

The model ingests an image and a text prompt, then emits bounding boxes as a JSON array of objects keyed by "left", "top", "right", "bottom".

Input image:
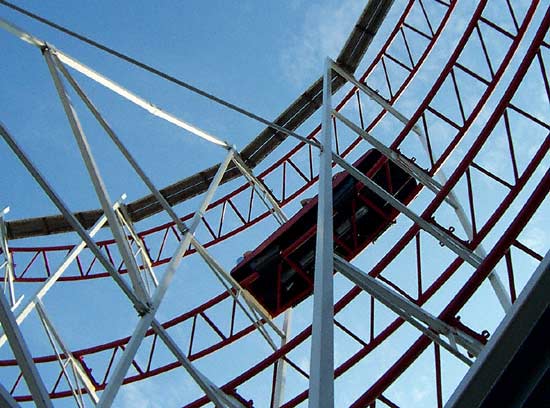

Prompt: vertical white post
[
  {"left": 0, "top": 208, "right": 17, "bottom": 307},
  {"left": 272, "top": 310, "right": 292, "bottom": 408},
  {"left": 308, "top": 58, "right": 334, "bottom": 408}
]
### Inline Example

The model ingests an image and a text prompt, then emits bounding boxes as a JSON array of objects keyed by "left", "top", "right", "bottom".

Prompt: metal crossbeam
[
  {"left": 0, "top": 200, "right": 120, "bottom": 349},
  {"left": 97, "top": 150, "right": 234, "bottom": 407},
  {"left": 332, "top": 152, "right": 484, "bottom": 268},
  {"left": 115, "top": 206, "right": 160, "bottom": 296},
  {"left": 0, "top": 383, "right": 20, "bottom": 408},
  {"left": 0, "top": 208, "right": 20, "bottom": 308},
  {"left": 335, "top": 256, "right": 483, "bottom": 365},
  {"left": 231, "top": 152, "right": 288, "bottom": 225},
  {"left": 0, "top": 123, "right": 240, "bottom": 407},
  {"left": 0, "top": 18, "right": 228, "bottom": 148},
  {"left": 0, "top": 290, "right": 52, "bottom": 408},
  {"left": 44, "top": 49, "right": 151, "bottom": 304},
  {"left": 329, "top": 59, "right": 511, "bottom": 311},
  {"left": 332, "top": 111, "right": 457, "bottom": 208},
  {"left": 35, "top": 301, "right": 99, "bottom": 406}
]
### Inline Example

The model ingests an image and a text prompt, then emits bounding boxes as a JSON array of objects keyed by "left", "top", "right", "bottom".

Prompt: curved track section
[{"left": 1, "top": 0, "right": 549, "bottom": 406}]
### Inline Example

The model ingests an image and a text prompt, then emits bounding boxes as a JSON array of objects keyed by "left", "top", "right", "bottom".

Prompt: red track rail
[{"left": 2, "top": 1, "right": 549, "bottom": 406}]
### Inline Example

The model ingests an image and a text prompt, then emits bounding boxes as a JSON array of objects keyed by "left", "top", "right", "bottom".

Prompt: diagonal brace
[{"left": 335, "top": 256, "right": 483, "bottom": 364}]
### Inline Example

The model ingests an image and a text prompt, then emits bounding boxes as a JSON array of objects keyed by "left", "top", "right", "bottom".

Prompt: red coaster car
[{"left": 231, "top": 149, "right": 417, "bottom": 317}]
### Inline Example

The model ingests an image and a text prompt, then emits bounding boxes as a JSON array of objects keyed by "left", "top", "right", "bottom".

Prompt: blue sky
[{"left": 0, "top": 1, "right": 549, "bottom": 407}]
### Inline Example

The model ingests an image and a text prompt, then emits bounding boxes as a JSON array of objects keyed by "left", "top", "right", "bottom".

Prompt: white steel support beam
[
  {"left": 0, "top": 18, "right": 228, "bottom": 148},
  {"left": 0, "top": 208, "right": 19, "bottom": 308},
  {"left": 335, "top": 256, "right": 482, "bottom": 365},
  {"left": 332, "top": 152, "right": 484, "bottom": 268},
  {"left": 0, "top": 383, "right": 20, "bottom": 408},
  {"left": 308, "top": 58, "right": 335, "bottom": 408},
  {"left": 35, "top": 301, "right": 99, "bottom": 405},
  {"left": 332, "top": 111, "right": 457, "bottom": 208},
  {"left": 231, "top": 152, "right": 288, "bottom": 225},
  {"left": 52, "top": 59, "right": 289, "bottom": 405},
  {"left": 272, "top": 310, "right": 292, "bottom": 408},
  {"left": 51, "top": 54, "right": 189, "bottom": 236},
  {"left": 115, "top": 205, "right": 160, "bottom": 296},
  {"left": 330, "top": 59, "right": 511, "bottom": 311},
  {"left": 191, "top": 237, "right": 283, "bottom": 346},
  {"left": 0, "top": 290, "right": 53, "bottom": 408},
  {"left": 44, "top": 50, "right": 150, "bottom": 304},
  {"left": 0, "top": 123, "right": 241, "bottom": 406},
  {"left": 0, "top": 200, "right": 120, "bottom": 348},
  {"left": 98, "top": 150, "right": 234, "bottom": 407}
]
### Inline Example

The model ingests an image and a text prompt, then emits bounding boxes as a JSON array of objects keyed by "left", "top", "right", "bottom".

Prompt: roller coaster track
[{"left": 0, "top": 0, "right": 548, "bottom": 406}]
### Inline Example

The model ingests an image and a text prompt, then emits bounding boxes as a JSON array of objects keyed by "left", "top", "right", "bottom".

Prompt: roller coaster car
[{"left": 230, "top": 149, "right": 417, "bottom": 317}]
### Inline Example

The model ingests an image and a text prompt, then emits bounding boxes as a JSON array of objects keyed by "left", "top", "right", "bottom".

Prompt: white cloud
[{"left": 279, "top": 0, "right": 365, "bottom": 88}]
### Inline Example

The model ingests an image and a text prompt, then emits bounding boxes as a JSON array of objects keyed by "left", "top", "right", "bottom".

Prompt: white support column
[
  {"left": 98, "top": 150, "right": 234, "bottom": 407},
  {"left": 44, "top": 50, "right": 150, "bottom": 304},
  {"left": 335, "top": 256, "right": 482, "bottom": 365},
  {"left": 0, "top": 290, "right": 53, "bottom": 408},
  {"left": 0, "top": 208, "right": 19, "bottom": 308},
  {"left": 272, "top": 310, "right": 292, "bottom": 408},
  {"left": 330, "top": 58, "right": 511, "bottom": 311},
  {"left": 308, "top": 58, "right": 335, "bottom": 408}
]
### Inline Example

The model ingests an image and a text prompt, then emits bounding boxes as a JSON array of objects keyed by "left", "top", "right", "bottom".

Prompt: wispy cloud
[{"left": 279, "top": 0, "right": 365, "bottom": 88}]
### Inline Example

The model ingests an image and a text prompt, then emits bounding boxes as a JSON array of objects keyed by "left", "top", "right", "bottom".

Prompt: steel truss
[{"left": 0, "top": 0, "right": 548, "bottom": 406}]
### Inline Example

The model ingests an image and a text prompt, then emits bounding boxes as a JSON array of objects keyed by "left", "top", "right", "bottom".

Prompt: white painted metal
[
  {"left": 98, "top": 150, "right": 234, "bottom": 407},
  {"left": 0, "top": 200, "right": 120, "bottom": 348},
  {"left": 35, "top": 301, "right": 99, "bottom": 406},
  {"left": 308, "top": 57, "right": 335, "bottom": 408},
  {"left": 330, "top": 58, "right": 511, "bottom": 311},
  {"left": 44, "top": 49, "right": 151, "bottom": 304},
  {"left": 272, "top": 310, "right": 292, "bottom": 408},
  {"left": 0, "top": 18, "right": 228, "bottom": 148},
  {"left": 232, "top": 152, "right": 288, "bottom": 225},
  {"left": 115, "top": 206, "right": 160, "bottom": 295},
  {"left": 0, "top": 122, "right": 242, "bottom": 407},
  {"left": 335, "top": 256, "right": 482, "bottom": 365},
  {"left": 331, "top": 153, "right": 484, "bottom": 268},
  {"left": 0, "top": 208, "right": 19, "bottom": 308},
  {"left": 0, "top": 290, "right": 53, "bottom": 408},
  {"left": 0, "top": 383, "right": 20, "bottom": 408}
]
